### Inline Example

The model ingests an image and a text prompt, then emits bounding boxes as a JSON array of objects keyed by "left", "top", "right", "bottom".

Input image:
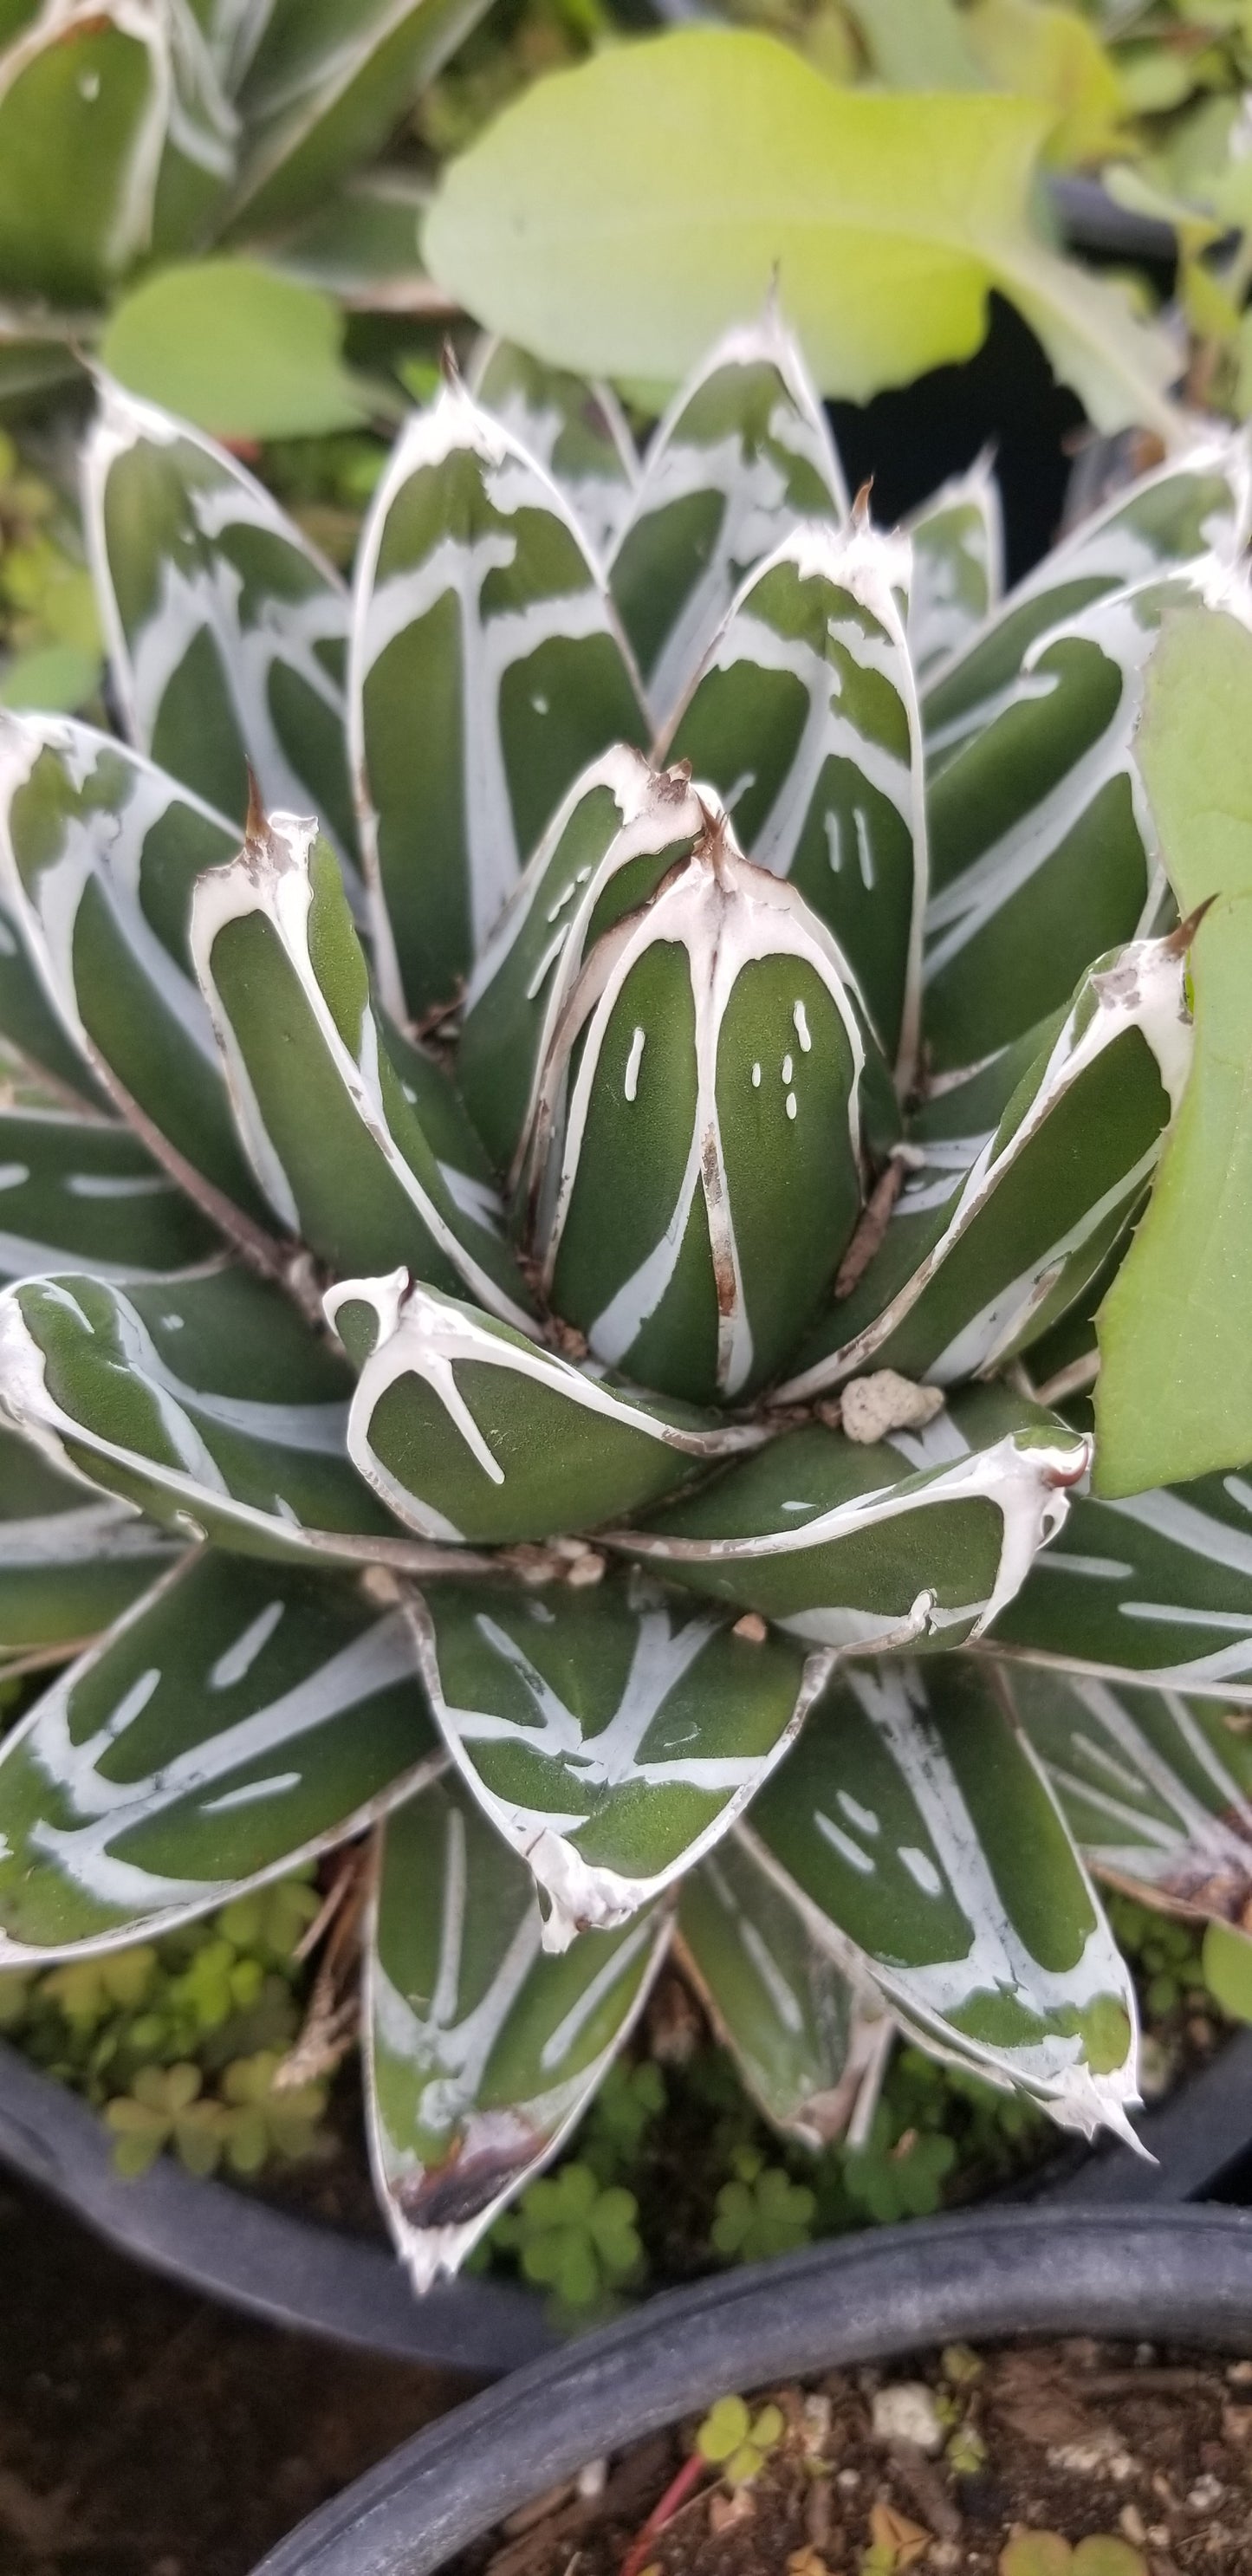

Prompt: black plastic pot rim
[
  {"left": 250, "top": 2202, "right": 1252, "bottom": 2576},
  {"left": 4, "top": 2027, "right": 1252, "bottom": 2373}
]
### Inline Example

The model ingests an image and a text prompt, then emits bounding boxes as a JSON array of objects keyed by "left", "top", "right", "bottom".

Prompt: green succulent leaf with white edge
[
  {"left": 367, "top": 1776, "right": 669, "bottom": 2291},
  {"left": 1008, "top": 1662, "right": 1252, "bottom": 1934},
  {"left": 660, "top": 514, "right": 926, "bottom": 1082},
  {"left": 406, "top": 1569, "right": 828, "bottom": 1947},
  {"left": 677, "top": 1831, "right": 892, "bottom": 2149},
  {"left": 0, "top": 1545, "right": 441, "bottom": 1960},
  {"left": 2, "top": 314, "right": 1244, "bottom": 2293}
]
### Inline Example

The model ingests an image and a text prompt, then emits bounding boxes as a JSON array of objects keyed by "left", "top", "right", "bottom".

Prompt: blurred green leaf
[
  {"left": 1202, "top": 1918, "right": 1252, "bottom": 2021},
  {"left": 0, "top": 643, "right": 101, "bottom": 713},
  {"left": 423, "top": 29, "right": 1178, "bottom": 434},
  {"left": 100, "top": 259, "right": 372, "bottom": 439}
]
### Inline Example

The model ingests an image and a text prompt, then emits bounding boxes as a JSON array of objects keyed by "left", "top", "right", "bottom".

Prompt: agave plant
[
  {"left": 0, "top": 308, "right": 1250, "bottom": 2296},
  {"left": 0, "top": 0, "right": 493, "bottom": 329}
]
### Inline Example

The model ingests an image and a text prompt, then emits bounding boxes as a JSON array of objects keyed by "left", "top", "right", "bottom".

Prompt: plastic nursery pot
[
  {"left": 250, "top": 2202, "right": 1252, "bottom": 2576},
  {"left": 5, "top": 2030, "right": 1252, "bottom": 2371}
]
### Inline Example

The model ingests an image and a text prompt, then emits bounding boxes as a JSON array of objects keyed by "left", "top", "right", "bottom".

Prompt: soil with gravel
[{"left": 451, "top": 2339, "right": 1252, "bottom": 2576}]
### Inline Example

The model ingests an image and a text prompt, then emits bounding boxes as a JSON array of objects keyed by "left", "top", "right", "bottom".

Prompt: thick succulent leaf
[
  {"left": 922, "top": 567, "right": 1217, "bottom": 1071},
  {"left": 613, "top": 1385, "right": 1089, "bottom": 1651},
  {"left": 0, "top": 887, "right": 110, "bottom": 1107},
  {"left": 607, "top": 306, "right": 847, "bottom": 736},
  {"left": 366, "top": 1774, "right": 669, "bottom": 2289},
  {"left": 905, "top": 453, "right": 1003, "bottom": 677},
  {"left": 661, "top": 516, "right": 926, "bottom": 1080},
  {"left": 0, "top": 1266, "right": 470, "bottom": 1568},
  {"left": 1008, "top": 1661, "right": 1252, "bottom": 1930},
  {"left": 678, "top": 1832, "right": 890, "bottom": 2148},
  {"left": 471, "top": 339, "right": 639, "bottom": 565},
  {"left": 350, "top": 376, "right": 647, "bottom": 1023},
  {"left": 189, "top": 804, "right": 533, "bottom": 1325},
  {"left": 227, "top": 0, "right": 496, "bottom": 236},
  {"left": 325, "top": 1272, "right": 762, "bottom": 1548},
  {"left": 0, "top": 1420, "right": 179, "bottom": 1663},
  {"left": 0, "top": 2, "right": 178, "bottom": 307},
  {"left": 0, "top": 1107, "right": 221, "bottom": 1280},
  {"left": 782, "top": 928, "right": 1192, "bottom": 1402},
  {"left": 0, "top": 712, "right": 281, "bottom": 1254},
  {"left": 988, "top": 1471, "right": 1252, "bottom": 1704},
  {"left": 0, "top": 1547, "right": 440, "bottom": 1961},
  {"left": 407, "top": 1569, "right": 825, "bottom": 1949},
  {"left": 743, "top": 1657, "right": 1139, "bottom": 2138},
  {"left": 148, "top": 1, "right": 239, "bottom": 262},
  {"left": 457, "top": 747, "right": 706, "bottom": 1176},
  {"left": 922, "top": 428, "right": 1252, "bottom": 759},
  {"left": 523, "top": 813, "right": 873, "bottom": 1406},
  {"left": 83, "top": 380, "right": 357, "bottom": 877}
]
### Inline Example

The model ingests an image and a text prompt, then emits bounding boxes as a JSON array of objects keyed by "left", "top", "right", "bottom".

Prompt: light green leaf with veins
[
  {"left": 1097, "top": 604, "right": 1252, "bottom": 1493},
  {"left": 423, "top": 30, "right": 1179, "bottom": 437}
]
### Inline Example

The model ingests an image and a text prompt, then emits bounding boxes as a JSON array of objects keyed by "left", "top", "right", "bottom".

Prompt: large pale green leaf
[
  {"left": 744, "top": 1657, "right": 1139, "bottom": 2137},
  {"left": 366, "top": 1775, "right": 669, "bottom": 2288},
  {"left": 0, "top": 1108, "right": 220, "bottom": 1279},
  {"left": 349, "top": 374, "right": 646, "bottom": 1022},
  {"left": 0, "top": 713, "right": 280, "bottom": 1256},
  {"left": 987, "top": 1470, "right": 1252, "bottom": 1703},
  {"left": 522, "top": 811, "right": 874, "bottom": 1406},
  {"left": 613, "top": 1385, "right": 1089, "bottom": 1651},
  {"left": 0, "top": 3, "right": 172, "bottom": 306},
  {"left": 227, "top": 0, "right": 496, "bottom": 236},
  {"left": 0, "top": 1548, "right": 440, "bottom": 1960},
  {"left": 678, "top": 1833, "right": 889, "bottom": 2147},
  {"left": 472, "top": 340, "right": 639, "bottom": 566},
  {"left": 607, "top": 306, "right": 847, "bottom": 732},
  {"left": 781, "top": 929, "right": 1191, "bottom": 1402},
  {"left": 407, "top": 1570, "right": 824, "bottom": 1948},
  {"left": 661, "top": 516, "right": 925, "bottom": 1079},
  {"left": 922, "top": 430, "right": 1251, "bottom": 759},
  {"left": 922, "top": 570, "right": 1214, "bottom": 1071},
  {"left": 422, "top": 31, "right": 1179, "bottom": 438},
  {"left": 0, "top": 1266, "right": 465, "bottom": 1568},
  {"left": 189, "top": 801, "right": 533, "bottom": 1326},
  {"left": 83, "top": 380, "right": 358, "bottom": 876},
  {"left": 0, "top": 1420, "right": 179, "bottom": 1663},
  {"left": 101, "top": 260, "right": 370, "bottom": 441},
  {"left": 1008, "top": 1662, "right": 1252, "bottom": 1930},
  {"left": 457, "top": 747, "right": 705, "bottom": 1177},
  {"left": 325, "top": 1272, "right": 762, "bottom": 1548},
  {"left": 905, "top": 454, "right": 1003, "bottom": 678},
  {"left": 1096, "top": 604, "right": 1252, "bottom": 1494}
]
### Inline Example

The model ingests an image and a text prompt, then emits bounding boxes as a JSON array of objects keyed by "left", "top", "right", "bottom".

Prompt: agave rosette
[{"left": 0, "top": 308, "right": 1249, "bottom": 2295}]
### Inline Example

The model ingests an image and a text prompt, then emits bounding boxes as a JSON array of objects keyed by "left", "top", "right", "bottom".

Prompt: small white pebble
[
  {"left": 841, "top": 1372, "right": 946, "bottom": 1445},
  {"left": 1145, "top": 2529, "right": 1171, "bottom": 2550},
  {"left": 732, "top": 1612, "right": 769, "bottom": 1642},
  {"left": 836, "top": 2467, "right": 860, "bottom": 2490},
  {"left": 1048, "top": 2431, "right": 1132, "bottom": 2478},
  {"left": 1187, "top": 2474, "right": 1224, "bottom": 2512},
  {"left": 1119, "top": 2505, "right": 1147, "bottom": 2546},
  {"left": 576, "top": 2459, "right": 607, "bottom": 2499},
  {"left": 800, "top": 2393, "right": 831, "bottom": 2454},
  {"left": 871, "top": 2382, "right": 944, "bottom": 2456},
  {"left": 566, "top": 1552, "right": 606, "bottom": 1588}
]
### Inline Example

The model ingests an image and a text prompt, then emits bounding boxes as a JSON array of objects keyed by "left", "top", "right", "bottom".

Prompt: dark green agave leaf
[
  {"left": 988, "top": 1470, "right": 1252, "bottom": 1704},
  {"left": 904, "top": 451, "right": 1003, "bottom": 676},
  {"left": 326, "top": 1272, "right": 762, "bottom": 1547},
  {"left": 0, "top": 1548, "right": 440, "bottom": 1960},
  {"left": 781, "top": 927, "right": 1191, "bottom": 1402},
  {"left": 661, "top": 514, "right": 925, "bottom": 1079},
  {"left": 613, "top": 1385, "right": 1089, "bottom": 1650},
  {"left": 1006, "top": 1660, "right": 1252, "bottom": 1930},
  {"left": 608, "top": 307, "right": 847, "bottom": 732},
  {"left": 0, "top": 1109, "right": 220, "bottom": 1282},
  {"left": 408, "top": 1568, "right": 825, "bottom": 1945},
  {"left": 0, "top": 1421, "right": 179, "bottom": 1664},
  {"left": 743, "top": 1657, "right": 1139, "bottom": 2137},
  {"left": 366, "top": 1775, "right": 669, "bottom": 2288},
  {"left": 457, "top": 746, "right": 705, "bottom": 1177},
  {"left": 678, "top": 1832, "right": 890, "bottom": 2147},
  {"left": 0, "top": 1266, "right": 468, "bottom": 1569},
  {"left": 349, "top": 374, "right": 646, "bottom": 1022},
  {"left": 190, "top": 801, "right": 533, "bottom": 1323},
  {"left": 471, "top": 339, "right": 639, "bottom": 562},
  {"left": 522, "top": 811, "right": 875, "bottom": 1406},
  {"left": 83, "top": 381, "right": 358, "bottom": 881}
]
